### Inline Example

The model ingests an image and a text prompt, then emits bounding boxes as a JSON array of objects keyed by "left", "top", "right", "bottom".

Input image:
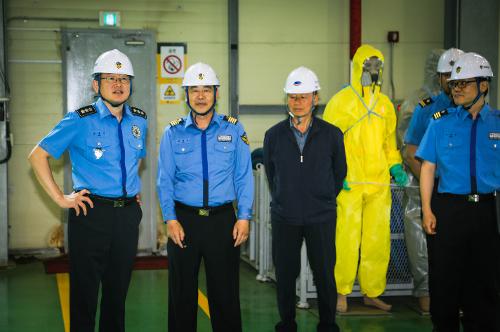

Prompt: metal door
[{"left": 61, "top": 29, "right": 157, "bottom": 253}]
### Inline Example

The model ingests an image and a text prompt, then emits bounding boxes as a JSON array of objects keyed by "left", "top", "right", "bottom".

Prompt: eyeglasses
[
  {"left": 448, "top": 79, "right": 476, "bottom": 89},
  {"left": 101, "top": 76, "right": 131, "bottom": 84}
]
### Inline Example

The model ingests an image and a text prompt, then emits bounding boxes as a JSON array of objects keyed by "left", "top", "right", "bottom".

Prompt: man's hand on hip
[{"left": 57, "top": 189, "right": 94, "bottom": 216}]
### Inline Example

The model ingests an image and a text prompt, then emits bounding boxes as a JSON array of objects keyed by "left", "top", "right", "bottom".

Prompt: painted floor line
[
  {"left": 56, "top": 273, "right": 70, "bottom": 332},
  {"left": 56, "top": 273, "right": 211, "bottom": 331},
  {"left": 198, "top": 289, "right": 211, "bottom": 318}
]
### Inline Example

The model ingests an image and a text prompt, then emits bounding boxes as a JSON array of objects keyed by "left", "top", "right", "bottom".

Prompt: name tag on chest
[
  {"left": 489, "top": 132, "right": 500, "bottom": 140},
  {"left": 218, "top": 135, "right": 232, "bottom": 142}
]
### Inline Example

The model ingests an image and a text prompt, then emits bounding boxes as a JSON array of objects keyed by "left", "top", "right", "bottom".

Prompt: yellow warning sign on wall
[
  {"left": 165, "top": 86, "right": 175, "bottom": 97},
  {"left": 160, "top": 84, "right": 181, "bottom": 104}
]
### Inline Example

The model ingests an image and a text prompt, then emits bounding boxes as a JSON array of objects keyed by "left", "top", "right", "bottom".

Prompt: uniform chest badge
[
  {"left": 94, "top": 148, "right": 104, "bottom": 160},
  {"left": 218, "top": 135, "right": 232, "bottom": 142},
  {"left": 132, "top": 125, "right": 141, "bottom": 138},
  {"left": 489, "top": 132, "right": 500, "bottom": 140}
]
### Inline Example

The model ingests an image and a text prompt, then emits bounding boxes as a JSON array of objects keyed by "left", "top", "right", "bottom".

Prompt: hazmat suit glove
[
  {"left": 343, "top": 179, "right": 351, "bottom": 191},
  {"left": 390, "top": 164, "right": 409, "bottom": 187}
]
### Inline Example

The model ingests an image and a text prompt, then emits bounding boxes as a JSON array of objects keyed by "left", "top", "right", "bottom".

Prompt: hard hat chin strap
[
  {"left": 101, "top": 96, "right": 126, "bottom": 108},
  {"left": 285, "top": 104, "right": 317, "bottom": 125},
  {"left": 463, "top": 78, "right": 484, "bottom": 111},
  {"left": 185, "top": 87, "right": 217, "bottom": 117}
]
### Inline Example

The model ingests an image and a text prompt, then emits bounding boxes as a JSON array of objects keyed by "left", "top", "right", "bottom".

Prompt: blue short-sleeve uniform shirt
[
  {"left": 416, "top": 104, "right": 500, "bottom": 194},
  {"left": 38, "top": 98, "right": 148, "bottom": 197},
  {"left": 157, "top": 111, "right": 254, "bottom": 222}
]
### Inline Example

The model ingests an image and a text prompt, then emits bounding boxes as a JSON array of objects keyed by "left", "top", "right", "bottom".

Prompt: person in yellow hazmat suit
[{"left": 323, "top": 44, "right": 408, "bottom": 313}]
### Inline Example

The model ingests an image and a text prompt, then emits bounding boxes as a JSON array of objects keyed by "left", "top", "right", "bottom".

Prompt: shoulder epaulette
[
  {"left": 131, "top": 107, "right": 147, "bottom": 119},
  {"left": 432, "top": 109, "right": 449, "bottom": 120},
  {"left": 223, "top": 115, "right": 238, "bottom": 125},
  {"left": 169, "top": 118, "right": 184, "bottom": 127},
  {"left": 419, "top": 97, "right": 434, "bottom": 108},
  {"left": 75, "top": 105, "right": 97, "bottom": 118}
]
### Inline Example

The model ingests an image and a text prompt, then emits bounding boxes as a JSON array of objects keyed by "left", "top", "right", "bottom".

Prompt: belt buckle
[
  {"left": 467, "top": 194, "right": 479, "bottom": 203},
  {"left": 198, "top": 208, "right": 210, "bottom": 217},
  {"left": 114, "top": 200, "right": 125, "bottom": 208}
]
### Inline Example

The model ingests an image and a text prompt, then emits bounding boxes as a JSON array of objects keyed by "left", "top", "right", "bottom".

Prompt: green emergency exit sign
[{"left": 99, "top": 11, "right": 121, "bottom": 27}]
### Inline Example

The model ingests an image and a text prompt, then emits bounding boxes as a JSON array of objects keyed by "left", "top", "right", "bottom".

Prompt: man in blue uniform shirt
[
  {"left": 28, "top": 49, "right": 147, "bottom": 332},
  {"left": 264, "top": 67, "right": 346, "bottom": 332},
  {"left": 404, "top": 48, "right": 464, "bottom": 176},
  {"left": 157, "top": 62, "right": 253, "bottom": 332},
  {"left": 417, "top": 52, "right": 499, "bottom": 332},
  {"left": 400, "top": 48, "right": 463, "bottom": 312}
]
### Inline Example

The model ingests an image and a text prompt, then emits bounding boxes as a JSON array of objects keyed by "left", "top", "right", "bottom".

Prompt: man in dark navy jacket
[{"left": 263, "top": 66, "right": 347, "bottom": 332}]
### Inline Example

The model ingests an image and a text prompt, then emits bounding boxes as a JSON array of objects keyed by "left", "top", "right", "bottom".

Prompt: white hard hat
[
  {"left": 284, "top": 66, "right": 321, "bottom": 94},
  {"left": 182, "top": 62, "right": 220, "bottom": 87},
  {"left": 437, "top": 48, "right": 464, "bottom": 73},
  {"left": 448, "top": 52, "right": 494, "bottom": 81},
  {"left": 92, "top": 49, "right": 134, "bottom": 76}
]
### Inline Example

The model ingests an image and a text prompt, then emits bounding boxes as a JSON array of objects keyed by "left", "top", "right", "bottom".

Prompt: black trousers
[
  {"left": 68, "top": 200, "right": 141, "bottom": 332},
  {"left": 167, "top": 205, "right": 241, "bottom": 332},
  {"left": 496, "top": 194, "right": 500, "bottom": 331},
  {"left": 272, "top": 221, "right": 339, "bottom": 332},
  {"left": 427, "top": 194, "right": 499, "bottom": 332}
]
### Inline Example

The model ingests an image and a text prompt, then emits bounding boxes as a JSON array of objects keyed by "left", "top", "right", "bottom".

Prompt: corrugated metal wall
[{"left": 6, "top": 0, "right": 444, "bottom": 249}]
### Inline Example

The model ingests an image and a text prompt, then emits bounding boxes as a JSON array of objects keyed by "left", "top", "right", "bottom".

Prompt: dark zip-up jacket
[{"left": 263, "top": 117, "right": 347, "bottom": 225}]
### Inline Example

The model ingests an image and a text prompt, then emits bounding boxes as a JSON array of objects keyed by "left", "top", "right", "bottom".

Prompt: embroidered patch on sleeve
[{"left": 240, "top": 133, "right": 249, "bottom": 145}]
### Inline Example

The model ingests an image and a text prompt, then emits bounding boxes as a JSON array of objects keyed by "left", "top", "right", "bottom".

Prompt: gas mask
[{"left": 361, "top": 57, "right": 383, "bottom": 87}]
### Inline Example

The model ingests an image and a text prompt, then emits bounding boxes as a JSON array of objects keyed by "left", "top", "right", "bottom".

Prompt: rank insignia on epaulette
[
  {"left": 419, "top": 97, "right": 433, "bottom": 108},
  {"left": 224, "top": 115, "right": 238, "bottom": 125},
  {"left": 75, "top": 105, "right": 97, "bottom": 118},
  {"left": 169, "top": 118, "right": 184, "bottom": 127},
  {"left": 432, "top": 109, "right": 449, "bottom": 120},
  {"left": 131, "top": 107, "right": 147, "bottom": 119},
  {"left": 240, "top": 133, "right": 249, "bottom": 145}
]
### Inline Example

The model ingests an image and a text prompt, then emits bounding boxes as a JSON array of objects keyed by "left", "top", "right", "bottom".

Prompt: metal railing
[{"left": 241, "top": 164, "right": 414, "bottom": 307}]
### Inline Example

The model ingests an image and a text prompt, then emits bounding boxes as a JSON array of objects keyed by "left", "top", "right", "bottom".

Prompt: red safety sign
[{"left": 163, "top": 55, "right": 182, "bottom": 75}]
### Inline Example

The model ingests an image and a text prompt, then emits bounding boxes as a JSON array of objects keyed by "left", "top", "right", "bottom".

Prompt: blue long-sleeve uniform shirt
[
  {"left": 38, "top": 98, "right": 147, "bottom": 197},
  {"left": 405, "top": 91, "right": 454, "bottom": 146},
  {"left": 157, "top": 111, "right": 254, "bottom": 222},
  {"left": 416, "top": 104, "right": 500, "bottom": 194}
]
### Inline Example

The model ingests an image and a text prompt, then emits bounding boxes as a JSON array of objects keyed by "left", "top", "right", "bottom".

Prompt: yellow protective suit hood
[{"left": 351, "top": 44, "right": 384, "bottom": 97}]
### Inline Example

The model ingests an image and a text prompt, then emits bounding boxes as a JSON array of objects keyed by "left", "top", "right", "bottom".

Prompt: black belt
[
  {"left": 175, "top": 201, "right": 233, "bottom": 217},
  {"left": 436, "top": 192, "right": 495, "bottom": 203},
  {"left": 88, "top": 194, "right": 136, "bottom": 208}
]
